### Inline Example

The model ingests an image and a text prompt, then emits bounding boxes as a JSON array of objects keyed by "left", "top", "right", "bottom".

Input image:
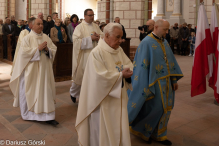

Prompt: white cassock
[
  {"left": 70, "top": 20, "right": 103, "bottom": 99},
  {"left": 75, "top": 38, "right": 133, "bottom": 146},
  {"left": 9, "top": 30, "right": 57, "bottom": 121},
  {"left": 11, "top": 29, "right": 30, "bottom": 75}
]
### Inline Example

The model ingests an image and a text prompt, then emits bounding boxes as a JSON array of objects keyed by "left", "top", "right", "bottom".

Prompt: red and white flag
[
  {"left": 191, "top": 4, "right": 213, "bottom": 97},
  {"left": 210, "top": 4, "right": 219, "bottom": 103}
]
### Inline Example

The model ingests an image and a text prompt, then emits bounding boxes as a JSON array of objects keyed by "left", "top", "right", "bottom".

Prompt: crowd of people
[
  {"left": 139, "top": 21, "right": 196, "bottom": 57},
  {"left": 2, "top": 8, "right": 185, "bottom": 146},
  {"left": 0, "top": 12, "right": 121, "bottom": 60}
]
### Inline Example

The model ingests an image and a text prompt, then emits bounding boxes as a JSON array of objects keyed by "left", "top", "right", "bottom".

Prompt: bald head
[
  {"left": 32, "top": 18, "right": 43, "bottom": 34},
  {"left": 153, "top": 19, "right": 170, "bottom": 38},
  {"left": 146, "top": 19, "right": 155, "bottom": 31}
]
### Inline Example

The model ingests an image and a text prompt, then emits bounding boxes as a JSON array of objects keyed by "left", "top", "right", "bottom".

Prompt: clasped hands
[
  {"left": 122, "top": 68, "right": 133, "bottom": 78},
  {"left": 91, "top": 32, "right": 100, "bottom": 41},
  {"left": 38, "top": 41, "right": 48, "bottom": 51}
]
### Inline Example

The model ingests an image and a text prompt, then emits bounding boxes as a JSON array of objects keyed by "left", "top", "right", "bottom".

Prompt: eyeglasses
[{"left": 86, "top": 14, "right": 95, "bottom": 17}]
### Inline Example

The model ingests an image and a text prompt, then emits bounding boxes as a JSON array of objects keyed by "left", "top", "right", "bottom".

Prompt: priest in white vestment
[
  {"left": 11, "top": 17, "right": 36, "bottom": 76},
  {"left": 70, "top": 8, "right": 103, "bottom": 103},
  {"left": 9, "top": 18, "right": 59, "bottom": 126},
  {"left": 75, "top": 23, "right": 133, "bottom": 146}
]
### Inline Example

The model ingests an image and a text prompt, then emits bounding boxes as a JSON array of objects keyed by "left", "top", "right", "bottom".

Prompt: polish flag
[
  {"left": 210, "top": 4, "right": 219, "bottom": 103},
  {"left": 191, "top": 4, "right": 213, "bottom": 97}
]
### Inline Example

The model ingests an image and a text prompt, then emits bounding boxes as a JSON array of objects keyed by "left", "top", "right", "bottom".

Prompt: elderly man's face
[
  {"left": 174, "top": 23, "right": 178, "bottom": 27},
  {"left": 84, "top": 10, "right": 94, "bottom": 24},
  {"left": 38, "top": 13, "right": 44, "bottom": 20},
  {"left": 115, "top": 18, "right": 120, "bottom": 23},
  {"left": 105, "top": 27, "right": 123, "bottom": 49},
  {"left": 32, "top": 19, "right": 43, "bottom": 34}
]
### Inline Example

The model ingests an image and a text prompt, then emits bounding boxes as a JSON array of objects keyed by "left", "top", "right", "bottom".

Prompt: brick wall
[{"left": 0, "top": 0, "right": 6, "bottom": 19}]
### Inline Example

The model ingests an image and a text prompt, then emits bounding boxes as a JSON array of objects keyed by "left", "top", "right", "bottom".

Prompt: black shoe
[
  {"left": 146, "top": 137, "right": 152, "bottom": 144},
  {"left": 158, "top": 139, "right": 172, "bottom": 145},
  {"left": 70, "top": 95, "right": 76, "bottom": 103},
  {"left": 46, "top": 120, "right": 59, "bottom": 126}
]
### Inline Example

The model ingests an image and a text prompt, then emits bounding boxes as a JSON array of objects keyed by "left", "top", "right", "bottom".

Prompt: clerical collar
[
  {"left": 32, "top": 30, "right": 43, "bottom": 36},
  {"left": 152, "top": 32, "right": 161, "bottom": 40}
]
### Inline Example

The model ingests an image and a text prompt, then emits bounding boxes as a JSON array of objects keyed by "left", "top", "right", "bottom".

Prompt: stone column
[
  {"left": 154, "top": 0, "right": 165, "bottom": 20},
  {"left": 172, "top": 0, "right": 182, "bottom": 16},
  {"left": 169, "top": 0, "right": 185, "bottom": 25}
]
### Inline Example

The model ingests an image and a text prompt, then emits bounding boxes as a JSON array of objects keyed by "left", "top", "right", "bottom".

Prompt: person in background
[
  {"left": 2, "top": 18, "right": 15, "bottom": 59},
  {"left": 188, "top": 24, "right": 195, "bottom": 36},
  {"left": 178, "top": 22, "right": 190, "bottom": 56},
  {"left": 95, "top": 20, "right": 100, "bottom": 26},
  {"left": 11, "top": 15, "right": 17, "bottom": 26},
  {"left": 188, "top": 32, "right": 196, "bottom": 57},
  {"left": 47, "top": 15, "right": 52, "bottom": 22},
  {"left": 139, "top": 19, "right": 155, "bottom": 41},
  {"left": 0, "top": 19, "right": 3, "bottom": 35},
  {"left": 99, "top": 22, "right": 107, "bottom": 32},
  {"left": 15, "top": 19, "right": 25, "bottom": 36},
  {"left": 67, "top": 14, "right": 79, "bottom": 43},
  {"left": 114, "top": 17, "right": 126, "bottom": 42},
  {"left": 50, "top": 18, "right": 67, "bottom": 43},
  {"left": 50, "top": 12, "right": 58, "bottom": 28},
  {"left": 170, "top": 23, "right": 179, "bottom": 54},
  {"left": 38, "top": 12, "right": 50, "bottom": 35}
]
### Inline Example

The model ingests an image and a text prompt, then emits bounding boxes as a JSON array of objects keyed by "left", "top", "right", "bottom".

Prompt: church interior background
[
  {"left": 1, "top": 0, "right": 219, "bottom": 47},
  {"left": 1, "top": 0, "right": 219, "bottom": 146}
]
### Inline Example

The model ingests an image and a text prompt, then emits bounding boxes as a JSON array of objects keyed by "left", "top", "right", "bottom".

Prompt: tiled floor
[{"left": 0, "top": 55, "right": 219, "bottom": 146}]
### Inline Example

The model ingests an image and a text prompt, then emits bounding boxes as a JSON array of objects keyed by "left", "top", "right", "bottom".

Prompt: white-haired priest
[
  {"left": 9, "top": 18, "right": 58, "bottom": 126},
  {"left": 75, "top": 23, "right": 133, "bottom": 146}
]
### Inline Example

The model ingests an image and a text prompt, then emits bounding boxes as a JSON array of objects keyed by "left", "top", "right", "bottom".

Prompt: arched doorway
[{"left": 64, "top": 0, "right": 98, "bottom": 20}]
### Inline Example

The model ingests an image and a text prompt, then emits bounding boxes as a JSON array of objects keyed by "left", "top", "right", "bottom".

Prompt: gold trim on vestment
[
  {"left": 75, "top": 73, "right": 121, "bottom": 146},
  {"left": 149, "top": 74, "right": 183, "bottom": 87},
  {"left": 146, "top": 96, "right": 155, "bottom": 101},
  {"left": 158, "top": 127, "right": 167, "bottom": 136},
  {"left": 129, "top": 126, "right": 150, "bottom": 141},
  {"left": 151, "top": 135, "right": 168, "bottom": 141}
]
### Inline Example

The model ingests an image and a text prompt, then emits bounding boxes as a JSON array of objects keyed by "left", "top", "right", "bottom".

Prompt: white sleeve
[
  {"left": 81, "top": 36, "right": 93, "bottom": 50},
  {"left": 109, "top": 72, "right": 123, "bottom": 99},
  {"left": 30, "top": 49, "right": 40, "bottom": 62}
]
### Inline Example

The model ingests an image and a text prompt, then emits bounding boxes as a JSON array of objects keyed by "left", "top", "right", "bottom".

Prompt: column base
[{"left": 167, "top": 15, "right": 185, "bottom": 26}]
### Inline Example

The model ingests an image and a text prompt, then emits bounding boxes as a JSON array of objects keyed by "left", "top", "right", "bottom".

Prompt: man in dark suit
[
  {"left": 178, "top": 22, "right": 190, "bottom": 56},
  {"left": 37, "top": 12, "right": 50, "bottom": 35},
  {"left": 2, "top": 18, "right": 15, "bottom": 59},
  {"left": 114, "top": 17, "right": 126, "bottom": 42},
  {"left": 14, "top": 19, "right": 25, "bottom": 36},
  {"left": 11, "top": 15, "right": 17, "bottom": 26}
]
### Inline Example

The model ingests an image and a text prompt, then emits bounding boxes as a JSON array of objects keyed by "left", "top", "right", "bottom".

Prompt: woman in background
[{"left": 67, "top": 14, "right": 79, "bottom": 42}]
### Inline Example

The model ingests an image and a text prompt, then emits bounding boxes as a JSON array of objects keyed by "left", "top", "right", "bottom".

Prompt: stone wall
[
  {"left": 30, "top": 0, "right": 56, "bottom": 20},
  {"left": 0, "top": 0, "right": 6, "bottom": 19}
]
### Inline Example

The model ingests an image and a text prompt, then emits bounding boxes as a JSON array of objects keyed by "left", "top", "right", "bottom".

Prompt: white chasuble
[
  {"left": 75, "top": 39, "right": 133, "bottom": 146},
  {"left": 72, "top": 20, "right": 103, "bottom": 85},
  {"left": 11, "top": 29, "right": 30, "bottom": 75},
  {"left": 9, "top": 30, "right": 57, "bottom": 114}
]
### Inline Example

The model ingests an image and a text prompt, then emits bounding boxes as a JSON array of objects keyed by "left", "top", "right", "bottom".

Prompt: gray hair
[
  {"left": 103, "top": 23, "right": 122, "bottom": 36},
  {"left": 28, "top": 17, "right": 36, "bottom": 25}
]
